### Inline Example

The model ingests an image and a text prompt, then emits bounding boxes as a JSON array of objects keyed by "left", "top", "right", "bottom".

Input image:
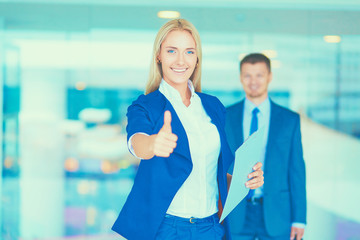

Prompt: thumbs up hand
[
  {"left": 150, "top": 111, "right": 178, "bottom": 157},
  {"left": 161, "top": 110, "right": 172, "bottom": 133}
]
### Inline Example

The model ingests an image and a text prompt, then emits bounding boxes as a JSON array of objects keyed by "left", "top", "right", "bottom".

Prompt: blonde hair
[{"left": 145, "top": 19, "right": 202, "bottom": 94}]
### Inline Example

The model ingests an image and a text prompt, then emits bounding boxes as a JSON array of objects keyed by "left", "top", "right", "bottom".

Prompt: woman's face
[{"left": 158, "top": 30, "right": 197, "bottom": 89}]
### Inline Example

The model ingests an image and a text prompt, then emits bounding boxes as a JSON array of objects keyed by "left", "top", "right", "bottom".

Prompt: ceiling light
[
  {"left": 238, "top": 53, "right": 247, "bottom": 61},
  {"left": 324, "top": 35, "right": 341, "bottom": 43},
  {"left": 157, "top": 11, "right": 180, "bottom": 19},
  {"left": 76, "top": 81, "right": 86, "bottom": 91},
  {"left": 262, "top": 50, "right": 278, "bottom": 58}
]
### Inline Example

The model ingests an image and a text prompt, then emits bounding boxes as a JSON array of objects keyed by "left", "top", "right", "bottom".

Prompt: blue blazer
[
  {"left": 112, "top": 90, "right": 234, "bottom": 240},
  {"left": 225, "top": 100, "right": 306, "bottom": 237}
]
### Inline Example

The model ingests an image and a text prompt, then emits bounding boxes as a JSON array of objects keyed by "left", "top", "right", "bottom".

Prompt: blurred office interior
[{"left": 0, "top": 0, "right": 360, "bottom": 239}]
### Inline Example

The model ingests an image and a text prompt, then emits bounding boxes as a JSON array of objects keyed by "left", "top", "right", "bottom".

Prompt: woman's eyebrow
[{"left": 164, "top": 46, "right": 195, "bottom": 50}]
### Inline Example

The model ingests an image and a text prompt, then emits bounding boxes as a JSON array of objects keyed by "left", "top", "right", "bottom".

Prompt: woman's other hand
[{"left": 245, "top": 162, "right": 264, "bottom": 189}]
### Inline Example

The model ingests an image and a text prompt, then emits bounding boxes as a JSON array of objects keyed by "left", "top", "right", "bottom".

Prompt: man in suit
[{"left": 225, "top": 53, "right": 306, "bottom": 240}]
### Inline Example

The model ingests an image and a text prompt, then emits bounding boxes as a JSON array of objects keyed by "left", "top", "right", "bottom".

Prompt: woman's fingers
[
  {"left": 157, "top": 131, "right": 178, "bottom": 142},
  {"left": 246, "top": 165, "right": 264, "bottom": 189},
  {"left": 252, "top": 162, "right": 263, "bottom": 171},
  {"left": 246, "top": 172, "right": 264, "bottom": 189},
  {"left": 248, "top": 169, "right": 263, "bottom": 179},
  {"left": 246, "top": 177, "right": 264, "bottom": 189},
  {"left": 154, "top": 150, "right": 172, "bottom": 157},
  {"left": 153, "top": 132, "right": 178, "bottom": 157}
]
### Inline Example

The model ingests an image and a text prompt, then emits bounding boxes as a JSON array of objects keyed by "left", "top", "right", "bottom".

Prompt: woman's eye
[
  {"left": 186, "top": 51, "right": 195, "bottom": 54},
  {"left": 168, "top": 50, "right": 175, "bottom": 53}
]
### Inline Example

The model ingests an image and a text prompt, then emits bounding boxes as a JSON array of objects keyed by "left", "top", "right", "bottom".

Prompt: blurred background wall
[{"left": 0, "top": 0, "right": 359, "bottom": 239}]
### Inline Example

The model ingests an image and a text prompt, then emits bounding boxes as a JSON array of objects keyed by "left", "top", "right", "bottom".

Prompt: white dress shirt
[
  {"left": 243, "top": 97, "right": 270, "bottom": 198},
  {"left": 129, "top": 79, "right": 221, "bottom": 218}
]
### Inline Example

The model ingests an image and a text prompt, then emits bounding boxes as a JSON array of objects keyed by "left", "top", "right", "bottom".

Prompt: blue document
[{"left": 219, "top": 127, "right": 266, "bottom": 223}]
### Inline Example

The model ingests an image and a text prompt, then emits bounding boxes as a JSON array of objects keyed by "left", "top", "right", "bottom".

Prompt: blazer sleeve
[
  {"left": 126, "top": 95, "right": 154, "bottom": 142},
  {"left": 289, "top": 115, "right": 307, "bottom": 224}
]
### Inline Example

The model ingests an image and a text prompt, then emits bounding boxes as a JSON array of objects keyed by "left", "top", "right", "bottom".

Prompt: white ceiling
[{"left": 1, "top": 0, "right": 360, "bottom": 35}]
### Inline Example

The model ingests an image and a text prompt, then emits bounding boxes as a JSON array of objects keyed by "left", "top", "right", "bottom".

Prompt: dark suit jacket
[
  {"left": 225, "top": 99, "right": 306, "bottom": 237},
  {"left": 112, "top": 90, "right": 234, "bottom": 240}
]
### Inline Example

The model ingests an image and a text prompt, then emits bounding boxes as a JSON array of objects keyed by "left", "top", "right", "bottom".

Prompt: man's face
[{"left": 240, "top": 62, "right": 272, "bottom": 102}]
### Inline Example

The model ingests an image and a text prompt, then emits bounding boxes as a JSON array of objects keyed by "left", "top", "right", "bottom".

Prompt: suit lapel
[
  {"left": 234, "top": 101, "right": 245, "bottom": 149},
  {"left": 264, "top": 101, "right": 284, "bottom": 172}
]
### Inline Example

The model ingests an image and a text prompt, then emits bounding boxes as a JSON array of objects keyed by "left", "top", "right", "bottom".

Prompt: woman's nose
[{"left": 176, "top": 53, "right": 185, "bottom": 65}]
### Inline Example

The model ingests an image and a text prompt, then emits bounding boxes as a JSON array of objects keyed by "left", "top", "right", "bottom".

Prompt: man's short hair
[{"left": 240, "top": 53, "right": 271, "bottom": 72}]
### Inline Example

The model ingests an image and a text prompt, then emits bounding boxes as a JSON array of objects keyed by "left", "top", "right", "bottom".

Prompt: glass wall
[{"left": 1, "top": 1, "right": 360, "bottom": 239}]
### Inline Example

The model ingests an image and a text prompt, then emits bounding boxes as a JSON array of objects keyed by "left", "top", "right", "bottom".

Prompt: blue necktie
[{"left": 246, "top": 107, "right": 259, "bottom": 200}]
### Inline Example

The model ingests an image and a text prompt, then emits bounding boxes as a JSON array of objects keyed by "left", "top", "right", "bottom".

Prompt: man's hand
[
  {"left": 246, "top": 162, "right": 264, "bottom": 189},
  {"left": 290, "top": 227, "right": 304, "bottom": 240}
]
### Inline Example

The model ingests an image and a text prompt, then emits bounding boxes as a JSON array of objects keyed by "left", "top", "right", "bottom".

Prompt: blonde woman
[{"left": 112, "top": 19, "right": 264, "bottom": 240}]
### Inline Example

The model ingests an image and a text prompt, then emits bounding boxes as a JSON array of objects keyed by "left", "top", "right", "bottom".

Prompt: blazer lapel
[
  {"left": 198, "top": 93, "right": 229, "bottom": 168},
  {"left": 198, "top": 94, "right": 221, "bottom": 129},
  {"left": 152, "top": 91, "right": 191, "bottom": 162},
  {"left": 164, "top": 100, "right": 191, "bottom": 161}
]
